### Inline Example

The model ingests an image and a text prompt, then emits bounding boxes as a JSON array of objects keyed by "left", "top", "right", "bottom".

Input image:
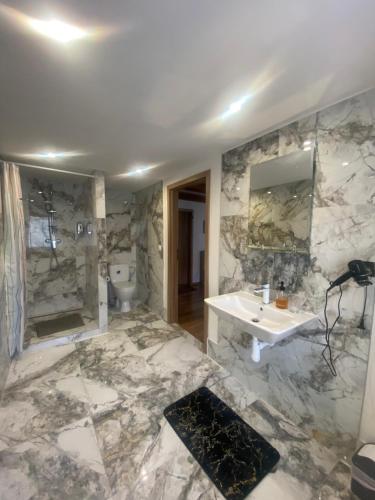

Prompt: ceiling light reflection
[
  {"left": 0, "top": 5, "right": 111, "bottom": 44},
  {"left": 221, "top": 95, "right": 251, "bottom": 120},
  {"left": 28, "top": 18, "right": 87, "bottom": 43},
  {"left": 120, "top": 164, "right": 159, "bottom": 177},
  {"left": 20, "top": 151, "right": 83, "bottom": 160}
]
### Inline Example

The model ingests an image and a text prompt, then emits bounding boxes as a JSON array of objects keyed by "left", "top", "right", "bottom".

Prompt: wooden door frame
[
  {"left": 167, "top": 170, "right": 210, "bottom": 350},
  {"left": 178, "top": 208, "right": 193, "bottom": 288}
]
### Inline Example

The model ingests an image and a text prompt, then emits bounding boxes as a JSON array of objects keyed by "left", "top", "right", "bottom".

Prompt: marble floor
[{"left": 0, "top": 305, "right": 355, "bottom": 499}]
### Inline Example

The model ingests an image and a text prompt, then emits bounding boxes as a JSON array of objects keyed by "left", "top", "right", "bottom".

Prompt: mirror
[{"left": 248, "top": 149, "right": 314, "bottom": 254}]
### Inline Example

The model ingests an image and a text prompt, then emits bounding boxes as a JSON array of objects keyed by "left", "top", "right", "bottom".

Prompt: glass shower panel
[{"left": 20, "top": 168, "right": 99, "bottom": 347}]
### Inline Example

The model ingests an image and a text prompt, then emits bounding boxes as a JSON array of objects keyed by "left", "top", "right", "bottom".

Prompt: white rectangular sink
[{"left": 205, "top": 291, "right": 316, "bottom": 344}]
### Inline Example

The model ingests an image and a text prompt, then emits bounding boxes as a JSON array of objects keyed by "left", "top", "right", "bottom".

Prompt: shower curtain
[{"left": 0, "top": 161, "right": 26, "bottom": 356}]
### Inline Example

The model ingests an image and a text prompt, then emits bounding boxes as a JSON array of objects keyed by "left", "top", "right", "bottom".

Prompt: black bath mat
[
  {"left": 35, "top": 313, "right": 85, "bottom": 337},
  {"left": 164, "top": 387, "right": 280, "bottom": 500}
]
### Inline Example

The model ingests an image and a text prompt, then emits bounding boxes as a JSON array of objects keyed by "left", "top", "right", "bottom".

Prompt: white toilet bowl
[{"left": 109, "top": 264, "right": 135, "bottom": 312}]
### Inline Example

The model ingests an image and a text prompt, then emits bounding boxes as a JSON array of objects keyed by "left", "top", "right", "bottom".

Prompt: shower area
[{"left": 19, "top": 166, "right": 107, "bottom": 349}]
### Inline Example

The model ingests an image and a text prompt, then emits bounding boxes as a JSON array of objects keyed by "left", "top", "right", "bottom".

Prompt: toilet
[{"left": 109, "top": 264, "right": 135, "bottom": 312}]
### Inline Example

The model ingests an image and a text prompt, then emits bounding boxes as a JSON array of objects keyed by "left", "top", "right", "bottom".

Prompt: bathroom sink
[{"left": 205, "top": 291, "right": 316, "bottom": 344}]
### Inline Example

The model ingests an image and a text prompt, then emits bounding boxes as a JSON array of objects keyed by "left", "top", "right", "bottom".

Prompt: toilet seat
[{"left": 113, "top": 281, "right": 135, "bottom": 290}]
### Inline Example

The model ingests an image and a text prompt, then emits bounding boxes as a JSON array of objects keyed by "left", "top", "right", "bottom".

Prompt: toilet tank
[{"left": 109, "top": 264, "right": 129, "bottom": 283}]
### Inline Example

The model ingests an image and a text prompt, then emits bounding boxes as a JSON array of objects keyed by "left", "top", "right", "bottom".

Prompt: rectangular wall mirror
[{"left": 248, "top": 149, "right": 315, "bottom": 254}]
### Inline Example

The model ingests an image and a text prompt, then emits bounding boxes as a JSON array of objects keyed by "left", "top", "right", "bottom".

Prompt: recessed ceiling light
[
  {"left": 267, "top": 191, "right": 272, "bottom": 194},
  {"left": 221, "top": 95, "right": 251, "bottom": 120},
  {"left": 28, "top": 18, "right": 88, "bottom": 44},
  {"left": 342, "top": 161, "right": 349, "bottom": 166},
  {"left": 293, "top": 195, "right": 297, "bottom": 198},
  {"left": 122, "top": 165, "right": 156, "bottom": 177},
  {"left": 21, "top": 151, "right": 82, "bottom": 160},
  {"left": 37, "top": 152, "right": 66, "bottom": 159},
  {"left": 303, "top": 140, "right": 312, "bottom": 146}
]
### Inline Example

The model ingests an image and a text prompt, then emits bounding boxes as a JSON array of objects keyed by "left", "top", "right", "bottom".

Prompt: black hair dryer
[{"left": 328, "top": 260, "right": 375, "bottom": 291}]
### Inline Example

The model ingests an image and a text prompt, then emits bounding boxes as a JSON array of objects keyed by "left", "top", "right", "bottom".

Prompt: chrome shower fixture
[
  {"left": 34, "top": 180, "right": 61, "bottom": 266},
  {"left": 76, "top": 222, "right": 84, "bottom": 237}
]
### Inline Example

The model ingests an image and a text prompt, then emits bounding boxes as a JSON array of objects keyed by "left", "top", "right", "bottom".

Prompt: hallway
[{"left": 178, "top": 283, "right": 204, "bottom": 342}]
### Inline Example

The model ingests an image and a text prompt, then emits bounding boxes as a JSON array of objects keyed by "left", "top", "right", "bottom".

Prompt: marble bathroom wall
[
  {"left": 21, "top": 173, "right": 94, "bottom": 318},
  {"left": 212, "top": 88, "right": 375, "bottom": 457},
  {"left": 105, "top": 188, "right": 136, "bottom": 281},
  {"left": 135, "top": 182, "right": 164, "bottom": 317},
  {"left": 92, "top": 173, "right": 108, "bottom": 332}
]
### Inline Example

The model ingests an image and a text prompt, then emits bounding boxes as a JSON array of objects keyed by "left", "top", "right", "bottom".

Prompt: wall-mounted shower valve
[{"left": 76, "top": 223, "right": 84, "bottom": 236}]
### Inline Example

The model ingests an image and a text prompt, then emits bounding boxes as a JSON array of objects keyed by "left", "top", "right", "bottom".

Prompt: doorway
[{"left": 167, "top": 171, "right": 210, "bottom": 345}]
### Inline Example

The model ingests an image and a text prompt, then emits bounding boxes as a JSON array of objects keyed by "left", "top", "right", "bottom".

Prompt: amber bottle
[{"left": 276, "top": 281, "right": 288, "bottom": 309}]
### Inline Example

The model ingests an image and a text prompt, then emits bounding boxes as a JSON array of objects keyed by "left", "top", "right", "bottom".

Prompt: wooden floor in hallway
[{"left": 178, "top": 283, "right": 204, "bottom": 342}]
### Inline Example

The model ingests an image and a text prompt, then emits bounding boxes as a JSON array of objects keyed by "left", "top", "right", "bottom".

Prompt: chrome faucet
[{"left": 254, "top": 283, "right": 270, "bottom": 304}]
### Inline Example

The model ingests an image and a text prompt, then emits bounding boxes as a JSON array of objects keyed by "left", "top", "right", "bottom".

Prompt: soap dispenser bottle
[{"left": 276, "top": 281, "right": 288, "bottom": 309}]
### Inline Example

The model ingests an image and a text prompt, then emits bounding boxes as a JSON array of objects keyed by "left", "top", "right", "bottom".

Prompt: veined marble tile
[
  {"left": 25, "top": 324, "right": 101, "bottom": 353},
  {"left": 209, "top": 375, "right": 258, "bottom": 412},
  {"left": 139, "top": 335, "right": 229, "bottom": 400},
  {"left": 93, "top": 172, "right": 106, "bottom": 219},
  {"left": 28, "top": 291, "right": 82, "bottom": 319},
  {"left": 0, "top": 345, "right": 88, "bottom": 446},
  {"left": 121, "top": 418, "right": 222, "bottom": 500},
  {"left": 318, "top": 460, "right": 355, "bottom": 500},
  {"left": 221, "top": 150, "right": 250, "bottom": 217},
  {"left": 278, "top": 116, "right": 316, "bottom": 157},
  {"left": 220, "top": 215, "right": 248, "bottom": 280},
  {"left": 93, "top": 385, "right": 173, "bottom": 497},
  {"left": 125, "top": 319, "right": 183, "bottom": 350},
  {"left": 242, "top": 400, "right": 337, "bottom": 497},
  {"left": 112, "top": 304, "right": 160, "bottom": 324},
  {"left": 76, "top": 331, "right": 138, "bottom": 361},
  {"left": 271, "top": 252, "right": 310, "bottom": 293},
  {"left": 134, "top": 181, "right": 163, "bottom": 316},
  {"left": 209, "top": 326, "right": 367, "bottom": 458},
  {"left": 5, "top": 343, "right": 77, "bottom": 387},
  {"left": 242, "top": 249, "right": 275, "bottom": 285},
  {"left": 0, "top": 417, "right": 111, "bottom": 500},
  {"left": 315, "top": 132, "right": 375, "bottom": 208},
  {"left": 247, "top": 130, "right": 279, "bottom": 165},
  {"left": 310, "top": 204, "right": 375, "bottom": 270},
  {"left": 77, "top": 334, "right": 161, "bottom": 415}
]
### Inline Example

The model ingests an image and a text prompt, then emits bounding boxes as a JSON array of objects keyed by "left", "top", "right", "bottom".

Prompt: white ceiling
[{"left": 1, "top": 0, "right": 375, "bottom": 191}]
